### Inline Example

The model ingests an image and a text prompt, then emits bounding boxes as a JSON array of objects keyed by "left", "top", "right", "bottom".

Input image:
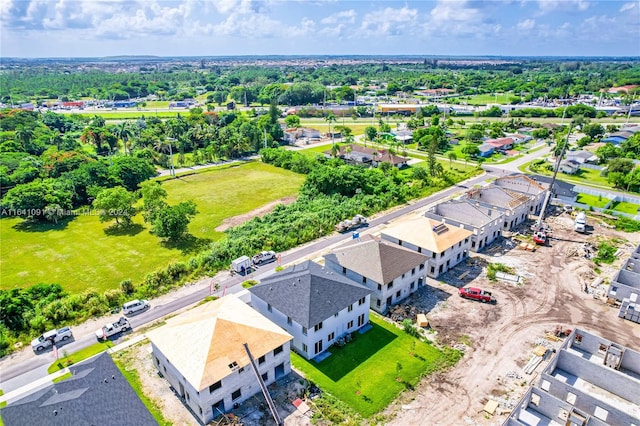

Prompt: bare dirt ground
[
  {"left": 215, "top": 196, "right": 297, "bottom": 232},
  {"left": 385, "top": 212, "right": 640, "bottom": 426}
]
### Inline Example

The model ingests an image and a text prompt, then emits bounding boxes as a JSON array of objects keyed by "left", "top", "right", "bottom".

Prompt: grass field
[
  {"left": 576, "top": 193, "right": 610, "bottom": 208},
  {"left": 448, "top": 93, "right": 514, "bottom": 105},
  {"left": 0, "top": 162, "right": 304, "bottom": 293},
  {"left": 292, "top": 314, "right": 451, "bottom": 417},
  {"left": 611, "top": 201, "right": 640, "bottom": 215},
  {"left": 48, "top": 341, "right": 114, "bottom": 373}
]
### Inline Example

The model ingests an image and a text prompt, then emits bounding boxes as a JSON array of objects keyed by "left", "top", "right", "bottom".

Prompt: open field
[
  {"left": 291, "top": 314, "right": 451, "bottom": 417},
  {"left": 611, "top": 201, "right": 640, "bottom": 215},
  {"left": 448, "top": 93, "right": 515, "bottom": 105},
  {"left": 0, "top": 162, "right": 304, "bottom": 293},
  {"left": 576, "top": 193, "right": 610, "bottom": 208}
]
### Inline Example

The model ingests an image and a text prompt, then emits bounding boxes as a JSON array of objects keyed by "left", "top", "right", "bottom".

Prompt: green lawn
[
  {"left": 611, "top": 201, "right": 640, "bottom": 215},
  {"left": 576, "top": 193, "right": 610, "bottom": 208},
  {"left": 524, "top": 161, "right": 613, "bottom": 189},
  {"left": 48, "top": 341, "right": 114, "bottom": 373},
  {"left": 1, "top": 162, "right": 304, "bottom": 293},
  {"left": 448, "top": 93, "right": 514, "bottom": 105},
  {"left": 292, "top": 314, "right": 455, "bottom": 417}
]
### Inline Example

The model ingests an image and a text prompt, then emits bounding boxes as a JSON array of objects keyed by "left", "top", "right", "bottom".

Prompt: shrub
[{"left": 120, "top": 279, "right": 134, "bottom": 295}]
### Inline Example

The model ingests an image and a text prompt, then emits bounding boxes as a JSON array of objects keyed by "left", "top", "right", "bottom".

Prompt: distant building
[
  {"left": 559, "top": 159, "right": 581, "bottom": 174},
  {"left": 478, "top": 143, "right": 495, "bottom": 157},
  {"left": 324, "top": 144, "right": 409, "bottom": 168},
  {"left": 506, "top": 328, "right": 640, "bottom": 426},
  {"left": 566, "top": 150, "right": 598, "bottom": 164},
  {"left": 493, "top": 174, "right": 548, "bottom": 216},
  {"left": 465, "top": 186, "right": 533, "bottom": 230},
  {"left": 607, "top": 245, "right": 640, "bottom": 324}
]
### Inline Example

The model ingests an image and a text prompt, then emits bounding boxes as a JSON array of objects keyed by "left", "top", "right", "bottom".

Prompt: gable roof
[
  {"left": 382, "top": 216, "right": 473, "bottom": 254},
  {"left": 0, "top": 353, "right": 156, "bottom": 426},
  {"left": 430, "top": 199, "right": 501, "bottom": 228},
  {"left": 146, "top": 295, "right": 292, "bottom": 391},
  {"left": 324, "top": 235, "right": 428, "bottom": 285},
  {"left": 249, "top": 260, "right": 371, "bottom": 329},
  {"left": 324, "top": 144, "right": 409, "bottom": 165}
]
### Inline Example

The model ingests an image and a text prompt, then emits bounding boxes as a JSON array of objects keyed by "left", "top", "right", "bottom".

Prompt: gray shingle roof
[
  {"left": 0, "top": 353, "right": 157, "bottom": 426},
  {"left": 249, "top": 260, "right": 371, "bottom": 329},
  {"left": 324, "top": 235, "right": 428, "bottom": 285}
]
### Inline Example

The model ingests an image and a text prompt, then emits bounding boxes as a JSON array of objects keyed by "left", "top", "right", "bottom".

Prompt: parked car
[
  {"left": 95, "top": 317, "right": 131, "bottom": 341},
  {"left": 252, "top": 250, "right": 276, "bottom": 265},
  {"left": 122, "top": 299, "right": 150, "bottom": 316},
  {"left": 459, "top": 287, "right": 496, "bottom": 303},
  {"left": 31, "top": 327, "right": 73, "bottom": 351}
]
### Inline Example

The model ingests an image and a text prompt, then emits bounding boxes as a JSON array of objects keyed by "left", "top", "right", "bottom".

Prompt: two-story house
[
  {"left": 424, "top": 199, "right": 504, "bottom": 252},
  {"left": 493, "top": 174, "right": 549, "bottom": 217},
  {"left": 147, "top": 295, "right": 293, "bottom": 424},
  {"left": 323, "top": 235, "right": 429, "bottom": 313},
  {"left": 465, "top": 186, "right": 532, "bottom": 230},
  {"left": 381, "top": 216, "right": 473, "bottom": 278},
  {"left": 249, "top": 260, "right": 371, "bottom": 360}
]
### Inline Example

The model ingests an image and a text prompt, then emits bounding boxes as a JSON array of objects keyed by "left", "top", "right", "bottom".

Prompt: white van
[{"left": 122, "top": 299, "right": 150, "bottom": 315}]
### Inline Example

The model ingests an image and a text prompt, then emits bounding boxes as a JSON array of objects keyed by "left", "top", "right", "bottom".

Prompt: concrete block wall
[{"left": 555, "top": 350, "right": 640, "bottom": 404}]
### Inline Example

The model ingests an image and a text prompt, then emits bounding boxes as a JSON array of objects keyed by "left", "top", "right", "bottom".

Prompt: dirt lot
[
  {"left": 215, "top": 196, "right": 297, "bottom": 232},
  {"left": 385, "top": 213, "right": 640, "bottom": 426}
]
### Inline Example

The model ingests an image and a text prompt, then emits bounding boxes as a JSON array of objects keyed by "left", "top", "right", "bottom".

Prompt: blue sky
[{"left": 1, "top": 0, "right": 639, "bottom": 58}]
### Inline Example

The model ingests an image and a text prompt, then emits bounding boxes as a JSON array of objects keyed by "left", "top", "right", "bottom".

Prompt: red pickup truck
[{"left": 459, "top": 287, "right": 496, "bottom": 303}]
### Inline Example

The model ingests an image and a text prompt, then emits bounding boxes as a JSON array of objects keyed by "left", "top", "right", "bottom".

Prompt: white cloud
[
  {"left": 536, "top": 0, "right": 589, "bottom": 14},
  {"left": 359, "top": 6, "right": 418, "bottom": 37},
  {"left": 517, "top": 18, "right": 535, "bottom": 31},
  {"left": 620, "top": 2, "right": 636, "bottom": 12},
  {"left": 424, "top": 0, "right": 498, "bottom": 38},
  {"left": 321, "top": 9, "right": 356, "bottom": 25}
]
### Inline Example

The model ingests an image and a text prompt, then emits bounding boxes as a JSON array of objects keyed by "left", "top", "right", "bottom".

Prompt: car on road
[
  {"left": 31, "top": 327, "right": 73, "bottom": 352},
  {"left": 459, "top": 287, "right": 497, "bottom": 304},
  {"left": 122, "top": 299, "right": 150, "bottom": 316},
  {"left": 252, "top": 250, "right": 277, "bottom": 265},
  {"left": 95, "top": 317, "right": 131, "bottom": 341}
]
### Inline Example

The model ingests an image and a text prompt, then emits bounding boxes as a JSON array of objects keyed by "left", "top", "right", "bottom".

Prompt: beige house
[
  {"left": 381, "top": 217, "right": 473, "bottom": 278},
  {"left": 147, "top": 295, "right": 293, "bottom": 424}
]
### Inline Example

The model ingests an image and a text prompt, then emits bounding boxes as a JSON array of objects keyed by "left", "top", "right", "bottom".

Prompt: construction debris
[
  {"left": 565, "top": 242, "right": 596, "bottom": 259},
  {"left": 388, "top": 304, "right": 425, "bottom": 322}
]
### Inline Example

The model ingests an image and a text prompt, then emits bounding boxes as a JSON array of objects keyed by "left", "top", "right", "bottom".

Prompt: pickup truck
[
  {"left": 459, "top": 287, "right": 497, "bottom": 304},
  {"left": 95, "top": 317, "right": 131, "bottom": 341},
  {"left": 252, "top": 250, "right": 276, "bottom": 265},
  {"left": 31, "top": 327, "right": 73, "bottom": 351}
]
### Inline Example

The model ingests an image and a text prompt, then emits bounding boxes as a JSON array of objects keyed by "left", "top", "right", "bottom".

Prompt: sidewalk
[{"left": 0, "top": 334, "right": 149, "bottom": 406}]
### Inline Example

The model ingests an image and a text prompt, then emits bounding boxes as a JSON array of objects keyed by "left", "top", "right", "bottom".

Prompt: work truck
[{"left": 459, "top": 287, "right": 497, "bottom": 303}]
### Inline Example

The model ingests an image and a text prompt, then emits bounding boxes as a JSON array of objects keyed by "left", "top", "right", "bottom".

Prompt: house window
[
  {"left": 267, "top": 303, "right": 272, "bottom": 313},
  {"left": 440, "top": 252, "right": 444, "bottom": 258},
  {"left": 432, "top": 253, "right": 436, "bottom": 259},
  {"left": 376, "top": 300, "right": 381, "bottom": 307},
  {"left": 287, "top": 316, "right": 292, "bottom": 326},
  {"left": 155, "top": 357, "right": 160, "bottom": 366},
  {"left": 228, "top": 361, "right": 238, "bottom": 370},
  {"left": 261, "top": 372, "right": 268, "bottom": 382},
  {"left": 387, "top": 281, "right": 393, "bottom": 289},
  {"left": 273, "top": 345, "right": 283, "bottom": 356},
  {"left": 314, "top": 339, "right": 323, "bottom": 354},
  {"left": 258, "top": 355, "right": 266, "bottom": 365},
  {"left": 540, "top": 380, "right": 550, "bottom": 392},
  {"left": 430, "top": 266, "right": 435, "bottom": 274},
  {"left": 458, "top": 241, "right": 461, "bottom": 247},
  {"left": 401, "top": 273, "right": 405, "bottom": 279},
  {"left": 328, "top": 332, "right": 334, "bottom": 341},
  {"left": 417, "top": 247, "right": 422, "bottom": 253},
  {"left": 238, "top": 367, "right": 244, "bottom": 373},
  {"left": 342, "top": 266, "right": 347, "bottom": 274},
  {"left": 377, "top": 284, "right": 382, "bottom": 291},
  {"left": 446, "top": 260, "right": 450, "bottom": 267},
  {"left": 348, "top": 304, "right": 353, "bottom": 312},
  {"left": 396, "top": 290, "right": 401, "bottom": 298},
  {"left": 465, "top": 238, "right": 469, "bottom": 243},
  {"left": 410, "top": 282, "right": 415, "bottom": 290},
  {"left": 419, "top": 263, "right": 424, "bottom": 270},
  {"left": 362, "top": 276, "right": 367, "bottom": 284},
  {"left": 334, "top": 312, "right": 339, "bottom": 317},
  {"left": 398, "top": 240, "right": 403, "bottom": 246},
  {"left": 610, "top": 286, "right": 617, "bottom": 295},
  {"left": 530, "top": 393, "right": 540, "bottom": 407},
  {"left": 302, "top": 326, "right": 307, "bottom": 335},
  {"left": 472, "top": 241, "right": 476, "bottom": 248},
  {"left": 199, "top": 407, "right": 202, "bottom": 415},
  {"left": 232, "top": 389, "right": 242, "bottom": 400},
  {"left": 347, "top": 320, "right": 354, "bottom": 329},
  {"left": 209, "top": 380, "right": 222, "bottom": 393},
  {"left": 357, "top": 313, "right": 365, "bottom": 327},
  {"left": 163, "top": 366, "right": 167, "bottom": 373},
  {"left": 314, "top": 322, "right": 323, "bottom": 332},
  {"left": 359, "top": 297, "right": 366, "bottom": 305},
  {"left": 302, "top": 343, "right": 308, "bottom": 353},
  {"left": 457, "top": 253, "right": 460, "bottom": 260},
  {"left": 412, "top": 267, "right": 416, "bottom": 275}
]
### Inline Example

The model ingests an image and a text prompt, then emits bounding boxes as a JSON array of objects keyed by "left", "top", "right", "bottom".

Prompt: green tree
[
  {"left": 1, "top": 178, "right": 73, "bottom": 221},
  {"left": 92, "top": 186, "right": 136, "bottom": 226},
  {"left": 284, "top": 114, "right": 301, "bottom": 128},
  {"left": 364, "top": 126, "right": 377, "bottom": 145},
  {"left": 461, "top": 144, "right": 481, "bottom": 158},
  {"left": 606, "top": 158, "right": 635, "bottom": 188},
  {"left": 140, "top": 181, "right": 168, "bottom": 223},
  {"left": 151, "top": 201, "right": 198, "bottom": 241},
  {"left": 532, "top": 128, "right": 550, "bottom": 139},
  {"left": 109, "top": 156, "right": 156, "bottom": 191},
  {"left": 447, "top": 152, "right": 457, "bottom": 169}
]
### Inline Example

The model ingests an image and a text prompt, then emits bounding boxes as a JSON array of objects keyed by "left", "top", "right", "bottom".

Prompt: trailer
[{"left": 231, "top": 256, "right": 252, "bottom": 274}]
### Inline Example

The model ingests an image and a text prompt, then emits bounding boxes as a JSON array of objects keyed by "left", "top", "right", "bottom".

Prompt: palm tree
[
  {"left": 325, "top": 113, "right": 337, "bottom": 147},
  {"left": 14, "top": 126, "right": 34, "bottom": 151},
  {"left": 116, "top": 121, "right": 133, "bottom": 156},
  {"left": 153, "top": 138, "right": 175, "bottom": 176},
  {"left": 447, "top": 152, "right": 457, "bottom": 169}
]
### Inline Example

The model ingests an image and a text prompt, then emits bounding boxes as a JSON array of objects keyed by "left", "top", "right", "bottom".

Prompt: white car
[
  {"left": 31, "top": 327, "right": 73, "bottom": 352},
  {"left": 252, "top": 250, "right": 276, "bottom": 265},
  {"left": 96, "top": 317, "right": 131, "bottom": 340},
  {"left": 122, "top": 299, "right": 150, "bottom": 316}
]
